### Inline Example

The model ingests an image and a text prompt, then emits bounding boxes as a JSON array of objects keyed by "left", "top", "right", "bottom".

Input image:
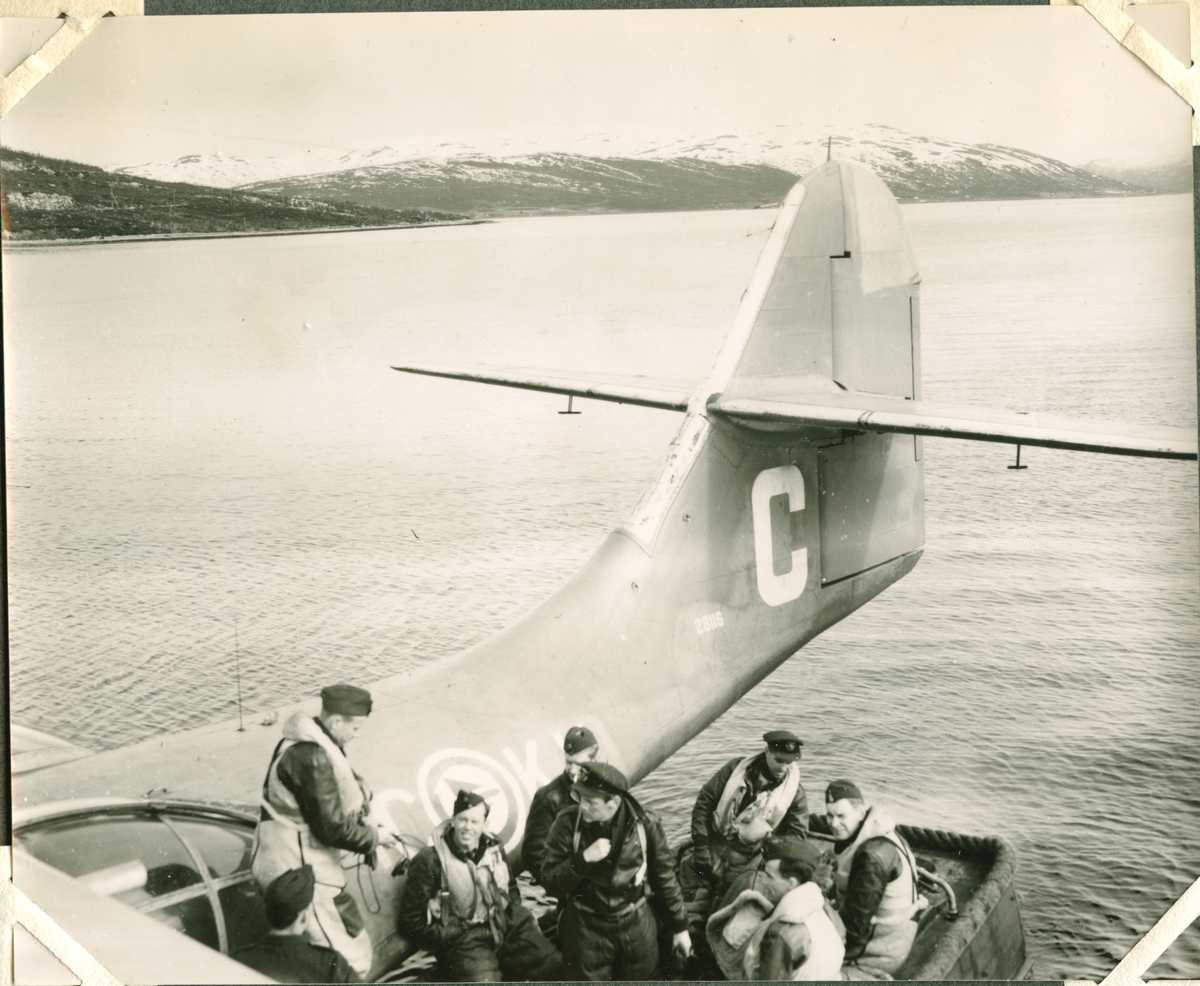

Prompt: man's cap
[
  {"left": 265, "top": 865, "right": 315, "bottom": 929},
  {"left": 763, "top": 730, "right": 803, "bottom": 756},
  {"left": 453, "top": 789, "right": 489, "bottom": 816},
  {"left": 320, "top": 683, "right": 372, "bottom": 716},
  {"left": 563, "top": 725, "right": 598, "bottom": 756},
  {"left": 572, "top": 762, "right": 628, "bottom": 797},
  {"left": 763, "top": 835, "right": 823, "bottom": 871},
  {"left": 826, "top": 779, "right": 863, "bottom": 803}
]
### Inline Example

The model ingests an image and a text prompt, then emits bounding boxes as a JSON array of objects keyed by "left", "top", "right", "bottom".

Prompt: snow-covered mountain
[
  {"left": 119, "top": 124, "right": 1153, "bottom": 211},
  {"left": 1081, "top": 156, "right": 1192, "bottom": 194}
]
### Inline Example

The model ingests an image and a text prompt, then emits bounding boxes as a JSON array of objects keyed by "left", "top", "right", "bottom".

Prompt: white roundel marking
[{"left": 416, "top": 748, "right": 529, "bottom": 852}]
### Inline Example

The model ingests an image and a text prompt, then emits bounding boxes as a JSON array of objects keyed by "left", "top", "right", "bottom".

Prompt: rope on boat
[{"left": 894, "top": 825, "right": 1020, "bottom": 980}]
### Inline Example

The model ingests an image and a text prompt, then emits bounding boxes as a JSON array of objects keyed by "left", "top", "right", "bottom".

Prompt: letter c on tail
[{"left": 751, "top": 465, "right": 807, "bottom": 606}]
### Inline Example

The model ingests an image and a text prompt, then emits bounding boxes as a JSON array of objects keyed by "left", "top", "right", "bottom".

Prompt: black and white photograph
[{"left": 2, "top": 6, "right": 1196, "bottom": 983}]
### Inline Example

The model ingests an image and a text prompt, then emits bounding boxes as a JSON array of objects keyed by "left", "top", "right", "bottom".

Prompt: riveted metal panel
[{"left": 818, "top": 431, "right": 925, "bottom": 584}]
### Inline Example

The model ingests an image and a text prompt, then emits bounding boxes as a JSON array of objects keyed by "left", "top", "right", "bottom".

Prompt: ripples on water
[{"left": 5, "top": 196, "right": 1197, "bottom": 978}]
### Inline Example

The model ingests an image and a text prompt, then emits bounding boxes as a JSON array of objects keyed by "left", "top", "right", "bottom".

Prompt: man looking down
[
  {"left": 252, "top": 683, "right": 390, "bottom": 979},
  {"left": 691, "top": 730, "right": 810, "bottom": 893},
  {"left": 706, "top": 835, "right": 844, "bottom": 981},
  {"left": 819, "top": 779, "right": 926, "bottom": 980},
  {"left": 398, "top": 790, "right": 561, "bottom": 982},
  {"left": 541, "top": 762, "right": 692, "bottom": 980}
]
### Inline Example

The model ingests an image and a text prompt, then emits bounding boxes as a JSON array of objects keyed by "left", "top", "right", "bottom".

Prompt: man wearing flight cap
[
  {"left": 541, "top": 762, "right": 692, "bottom": 980},
  {"left": 252, "top": 683, "right": 393, "bottom": 979},
  {"left": 706, "top": 835, "right": 845, "bottom": 981},
  {"left": 233, "top": 865, "right": 358, "bottom": 983},
  {"left": 691, "top": 730, "right": 810, "bottom": 892},
  {"left": 521, "top": 725, "right": 600, "bottom": 885},
  {"left": 398, "top": 789, "right": 561, "bottom": 981},
  {"left": 815, "top": 779, "right": 925, "bottom": 979}
]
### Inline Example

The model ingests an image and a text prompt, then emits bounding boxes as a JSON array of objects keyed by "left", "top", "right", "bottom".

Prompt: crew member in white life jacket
[
  {"left": 691, "top": 730, "right": 810, "bottom": 892},
  {"left": 706, "top": 835, "right": 845, "bottom": 981},
  {"left": 816, "top": 779, "right": 927, "bottom": 980},
  {"left": 251, "top": 684, "right": 393, "bottom": 979},
  {"left": 397, "top": 790, "right": 561, "bottom": 982}
]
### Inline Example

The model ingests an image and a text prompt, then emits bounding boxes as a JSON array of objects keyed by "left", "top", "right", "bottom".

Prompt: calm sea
[{"left": 5, "top": 195, "right": 1197, "bottom": 979}]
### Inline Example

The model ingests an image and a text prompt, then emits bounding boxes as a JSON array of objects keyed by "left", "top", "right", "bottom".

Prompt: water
[{"left": 5, "top": 196, "right": 1197, "bottom": 979}]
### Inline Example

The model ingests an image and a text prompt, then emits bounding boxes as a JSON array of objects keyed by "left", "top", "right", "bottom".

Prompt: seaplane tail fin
[
  {"left": 710, "top": 394, "right": 1198, "bottom": 460},
  {"left": 534, "top": 161, "right": 931, "bottom": 778},
  {"left": 710, "top": 159, "right": 921, "bottom": 407},
  {"left": 389, "top": 363, "right": 690, "bottom": 411}
]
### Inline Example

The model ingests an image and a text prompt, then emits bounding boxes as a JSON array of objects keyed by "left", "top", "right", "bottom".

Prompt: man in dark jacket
[
  {"left": 398, "top": 790, "right": 561, "bottom": 982},
  {"left": 691, "top": 730, "right": 809, "bottom": 893},
  {"left": 816, "top": 779, "right": 924, "bottom": 979},
  {"left": 252, "top": 684, "right": 391, "bottom": 979},
  {"left": 541, "top": 762, "right": 692, "bottom": 980},
  {"left": 522, "top": 725, "right": 599, "bottom": 885},
  {"left": 233, "top": 865, "right": 359, "bottom": 983}
]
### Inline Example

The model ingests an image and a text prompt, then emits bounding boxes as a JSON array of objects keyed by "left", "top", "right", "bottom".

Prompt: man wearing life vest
[
  {"left": 706, "top": 835, "right": 845, "bottom": 981},
  {"left": 820, "top": 779, "right": 926, "bottom": 980},
  {"left": 691, "top": 730, "right": 810, "bottom": 893},
  {"left": 522, "top": 725, "right": 599, "bottom": 885},
  {"left": 397, "top": 790, "right": 561, "bottom": 982},
  {"left": 541, "top": 762, "right": 692, "bottom": 980},
  {"left": 251, "top": 684, "right": 387, "bottom": 979}
]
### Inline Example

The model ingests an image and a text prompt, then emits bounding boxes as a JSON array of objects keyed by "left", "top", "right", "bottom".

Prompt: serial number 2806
[{"left": 695, "top": 611, "right": 724, "bottom": 635}]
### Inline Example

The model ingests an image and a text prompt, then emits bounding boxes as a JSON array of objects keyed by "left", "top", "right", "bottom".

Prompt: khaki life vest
[
  {"left": 251, "top": 711, "right": 372, "bottom": 890},
  {"left": 431, "top": 820, "right": 511, "bottom": 945},
  {"left": 714, "top": 756, "right": 802, "bottom": 845},
  {"left": 708, "top": 881, "right": 844, "bottom": 981},
  {"left": 834, "top": 808, "right": 927, "bottom": 977}
]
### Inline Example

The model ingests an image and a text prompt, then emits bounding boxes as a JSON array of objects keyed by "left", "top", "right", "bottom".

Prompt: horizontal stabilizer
[
  {"left": 391, "top": 363, "right": 691, "bottom": 411},
  {"left": 711, "top": 393, "right": 1198, "bottom": 460},
  {"left": 12, "top": 724, "right": 94, "bottom": 774}
]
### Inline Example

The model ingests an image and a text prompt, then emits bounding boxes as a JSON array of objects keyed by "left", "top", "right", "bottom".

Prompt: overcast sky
[{"left": 0, "top": 6, "right": 1191, "bottom": 171}]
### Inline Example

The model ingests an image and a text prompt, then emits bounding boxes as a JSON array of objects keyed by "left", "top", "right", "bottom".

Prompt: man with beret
[
  {"left": 706, "top": 836, "right": 844, "bottom": 981},
  {"left": 233, "top": 865, "right": 359, "bottom": 983},
  {"left": 252, "top": 683, "right": 390, "bottom": 979},
  {"left": 398, "top": 789, "right": 561, "bottom": 981},
  {"left": 540, "top": 762, "right": 692, "bottom": 980},
  {"left": 521, "top": 725, "right": 599, "bottom": 886},
  {"left": 690, "top": 730, "right": 810, "bottom": 894},
  {"left": 814, "top": 779, "right": 925, "bottom": 979}
]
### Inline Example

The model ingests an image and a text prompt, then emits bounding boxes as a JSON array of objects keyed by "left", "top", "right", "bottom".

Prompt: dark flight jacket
[
  {"left": 690, "top": 753, "right": 809, "bottom": 874},
  {"left": 232, "top": 933, "right": 359, "bottom": 983},
  {"left": 523, "top": 771, "right": 574, "bottom": 883},
  {"left": 272, "top": 718, "right": 377, "bottom": 855},
  {"left": 398, "top": 831, "right": 522, "bottom": 951},
  {"left": 540, "top": 801, "right": 688, "bottom": 933},
  {"left": 836, "top": 834, "right": 906, "bottom": 960}
]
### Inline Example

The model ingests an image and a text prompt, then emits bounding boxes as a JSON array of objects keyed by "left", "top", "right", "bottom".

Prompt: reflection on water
[{"left": 5, "top": 196, "right": 1198, "bottom": 978}]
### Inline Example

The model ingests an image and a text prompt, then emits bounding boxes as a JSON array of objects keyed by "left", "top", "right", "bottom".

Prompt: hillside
[
  {"left": 115, "top": 123, "right": 1156, "bottom": 216},
  {"left": 237, "top": 145, "right": 1149, "bottom": 218},
  {"left": 1080, "top": 157, "right": 1192, "bottom": 194},
  {"left": 0, "top": 147, "right": 466, "bottom": 242},
  {"left": 245, "top": 155, "right": 800, "bottom": 217}
]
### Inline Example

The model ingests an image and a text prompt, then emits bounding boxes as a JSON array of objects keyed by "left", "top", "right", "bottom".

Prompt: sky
[{"left": 0, "top": 6, "right": 1192, "bottom": 172}]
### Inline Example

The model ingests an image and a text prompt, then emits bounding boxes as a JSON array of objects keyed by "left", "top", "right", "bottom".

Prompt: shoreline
[
  {"left": 1, "top": 217, "right": 488, "bottom": 249},
  {"left": 4, "top": 190, "right": 1183, "bottom": 249}
]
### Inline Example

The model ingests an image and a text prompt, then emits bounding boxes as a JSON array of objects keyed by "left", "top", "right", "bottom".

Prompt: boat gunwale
[{"left": 895, "top": 823, "right": 1023, "bottom": 980}]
